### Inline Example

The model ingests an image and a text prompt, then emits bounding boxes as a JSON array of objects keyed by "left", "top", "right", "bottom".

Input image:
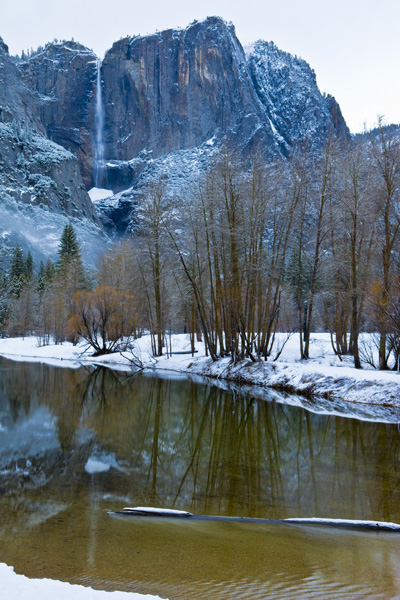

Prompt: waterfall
[{"left": 94, "top": 59, "right": 105, "bottom": 188}]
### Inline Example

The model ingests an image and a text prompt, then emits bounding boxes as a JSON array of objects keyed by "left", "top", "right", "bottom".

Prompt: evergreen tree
[
  {"left": 25, "top": 251, "right": 33, "bottom": 280},
  {"left": 0, "top": 270, "right": 9, "bottom": 333},
  {"left": 53, "top": 225, "right": 86, "bottom": 343},
  {"left": 56, "top": 223, "right": 86, "bottom": 292},
  {"left": 56, "top": 223, "right": 82, "bottom": 273},
  {"left": 10, "top": 246, "right": 26, "bottom": 280},
  {"left": 9, "top": 245, "right": 27, "bottom": 298},
  {"left": 44, "top": 257, "right": 55, "bottom": 282},
  {"left": 37, "top": 258, "right": 55, "bottom": 293},
  {"left": 37, "top": 260, "right": 46, "bottom": 293}
]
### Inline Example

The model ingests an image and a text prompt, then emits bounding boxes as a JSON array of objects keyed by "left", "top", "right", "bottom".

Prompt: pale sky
[{"left": 2, "top": 0, "right": 399, "bottom": 133}]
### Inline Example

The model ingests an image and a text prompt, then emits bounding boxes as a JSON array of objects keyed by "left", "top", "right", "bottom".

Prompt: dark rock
[
  {"left": 101, "top": 17, "right": 276, "bottom": 173},
  {"left": 19, "top": 41, "right": 98, "bottom": 186},
  {"left": 326, "top": 94, "right": 350, "bottom": 138},
  {"left": 5, "top": 18, "right": 354, "bottom": 239},
  {"left": 0, "top": 37, "right": 42, "bottom": 131},
  {"left": 0, "top": 37, "right": 9, "bottom": 54},
  {"left": 0, "top": 39, "right": 105, "bottom": 265},
  {"left": 0, "top": 38, "right": 97, "bottom": 220},
  {"left": 17, "top": 17, "right": 350, "bottom": 200}
]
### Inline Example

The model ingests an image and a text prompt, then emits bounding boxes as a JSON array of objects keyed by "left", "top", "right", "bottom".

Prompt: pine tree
[
  {"left": 0, "top": 270, "right": 9, "bottom": 333},
  {"left": 44, "top": 258, "right": 55, "bottom": 282},
  {"left": 56, "top": 224, "right": 86, "bottom": 293},
  {"left": 9, "top": 245, "right": 27, "bottom": 298},
  {"left": 53, "top": 225, "right": 86, "bottom": 343},
  {"left": 10, "top": 246, "right": 26, "bottom": 280},
  {"left": 56, "top": 224, "right": 81, "bottom": 273},
  {"left": 37, "top": 260, "right": 46, "bottom": 292},
  {"left": 37, "top": 258, "right": 55, "bottom": 293},
  {"left": 25, "top": 252, "right": 33, "bottom": 280}
]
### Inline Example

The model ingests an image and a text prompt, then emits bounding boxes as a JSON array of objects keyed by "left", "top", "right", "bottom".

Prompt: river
[{"left": 1, "top": 357, "right": 400, "bottom": 599}]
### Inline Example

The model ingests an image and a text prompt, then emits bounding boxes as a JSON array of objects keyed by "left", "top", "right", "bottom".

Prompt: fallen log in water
[{"left": 108, "top": 507, "right": 400, "bottom": 532}]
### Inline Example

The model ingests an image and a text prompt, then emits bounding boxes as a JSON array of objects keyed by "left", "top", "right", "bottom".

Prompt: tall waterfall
[{"left": 94, "top": 59, "right": 105, "bottom": 188}]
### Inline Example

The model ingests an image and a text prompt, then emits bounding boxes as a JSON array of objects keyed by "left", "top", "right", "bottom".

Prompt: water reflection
[
  {"left": 1, "top": 358, "right": 400, "bottom": 598},
  {"left": 1, "top": 358, "right": 400, "bottom": 522}
]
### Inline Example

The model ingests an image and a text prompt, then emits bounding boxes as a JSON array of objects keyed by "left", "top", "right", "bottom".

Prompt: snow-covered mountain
[
  {"left": 247, "top": 40, "right": 348, "bottom": 153},
  {"left": 18, "top": 18, "right": 348, "bottom": 186},
  {"left": 0, "top": 38, "right": 106, "bottom": 268},
  {"left": 19, "top": 40, "right": 98, "bottom": 187},
  {"left": 1, "top": 16, "right": 351, "bottom": 249}
]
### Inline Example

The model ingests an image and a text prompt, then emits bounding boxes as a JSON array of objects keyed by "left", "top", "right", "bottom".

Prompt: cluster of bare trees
[
  {"left": 134, "top": 124, "right": 400, "bottom": 369},
  {"left": 0, "top": 123, "right": 399, "bottom": 369}
]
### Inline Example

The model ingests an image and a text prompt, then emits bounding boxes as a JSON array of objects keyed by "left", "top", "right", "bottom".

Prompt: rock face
[
  {"left": 19, "top": 41, "right": 97, "bottom": 186},
  {"left": 101, "top": 18, "right": 277, "bottom": 165},
  {"left": 247, "top": 40, "right": 349, "bottom": 152},
  {"left": 0, "top": 38, "right": 104, "bottom": 267},
  {"left": 1, "top": 18, "right": 352, "bottom": 240},
  {"left": 17, "top": 17, "right": 349, "bottom": 197},
  {"left": 0, "top": 38, "right": 42, "bottom": 131}
]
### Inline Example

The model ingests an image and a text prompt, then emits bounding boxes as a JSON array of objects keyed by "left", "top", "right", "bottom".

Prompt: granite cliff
[
  {"left": 100, "top": 17, "right": 278, "bottom": 187},
  {"left": 19, "top": 41, "right": 98, "bottom": 186},
  {"left": 247, "top": 40, "right": 348, "bottom": 152},
  {"left": 17, "top": 17, "right": 349, "bottom": 196},
  {"left": 1, "top": 17, "right": 351, "bottom": 244},
  {"left": 0, "top": 38, "right": 104, "bottom": 267}
]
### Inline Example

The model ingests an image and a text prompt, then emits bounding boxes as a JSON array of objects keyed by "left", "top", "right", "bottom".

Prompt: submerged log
[{"left": 108, "top": 507, "right": 400, "bottom": 532}]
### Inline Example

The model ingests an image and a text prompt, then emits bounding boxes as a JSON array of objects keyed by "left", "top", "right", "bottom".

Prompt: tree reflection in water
[
  {"left": 3, "top": 358, "right": 400, "bottom": 598},
  {"left": 1, "top": 357, "right": 400, "bottom": 523}
]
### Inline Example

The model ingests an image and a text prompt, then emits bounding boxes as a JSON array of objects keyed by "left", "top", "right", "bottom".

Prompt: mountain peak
[
  {"left": 20, "top": 39, "right": 94, "bottom": 63},
  {"left": 247, "top": 38, "right": 349, "bottom": 150},
  {"left": 248, "top": 39, "right": 317, "bottom": 84},
  {"left": 14, "top": 17, "right": 349, "bottom": 196},
  {"left": 0, "top": 37, "right": 9, "bottom": 55}
]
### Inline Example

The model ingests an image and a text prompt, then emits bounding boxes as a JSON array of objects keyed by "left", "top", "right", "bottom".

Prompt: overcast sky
[{"left": 2, "top": 0, "right": 399, "bottom": 133}]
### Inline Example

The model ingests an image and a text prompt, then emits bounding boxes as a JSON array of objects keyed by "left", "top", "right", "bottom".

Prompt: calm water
[{"left": 1, "top": 357, "right": 400, "bottom": 599}]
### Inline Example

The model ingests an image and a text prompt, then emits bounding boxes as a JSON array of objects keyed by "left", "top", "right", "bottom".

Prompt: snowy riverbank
[{"left": 1, "top": 333, "right": 400, "bottom": 408}]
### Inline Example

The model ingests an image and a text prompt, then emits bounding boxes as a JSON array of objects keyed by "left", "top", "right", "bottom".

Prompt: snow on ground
[
  {"left": 0, "top": 563, "right": 163, "bottom": 600},
  {"left": 1, "top": 333, "right": 400, "bottom": 408},
  {"left": 88, "top": 187, "right": 114, "bottom": 202}
]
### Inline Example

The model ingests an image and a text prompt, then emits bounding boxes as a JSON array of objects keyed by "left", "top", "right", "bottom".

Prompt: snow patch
[
  {"left": 284, "top": 517, "right": 400, "bottom": 530},
  {"left": 88, "top": 187, "right": 114, "bottom": 202},
  {"left": 122, "top": 507, "right": 192, "bottom": 516}
]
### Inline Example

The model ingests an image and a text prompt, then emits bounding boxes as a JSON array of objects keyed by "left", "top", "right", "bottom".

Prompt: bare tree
[
  {"left": 369, "top": 121, "right": 400, "bottom": 369},
  {"left": 67, "top": 286, "right": 135, "bottom": 355}
]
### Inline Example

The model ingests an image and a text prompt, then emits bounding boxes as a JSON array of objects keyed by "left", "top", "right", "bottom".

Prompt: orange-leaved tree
[{"left": 67, "top": 286, "right": 135, "bottom": 355}]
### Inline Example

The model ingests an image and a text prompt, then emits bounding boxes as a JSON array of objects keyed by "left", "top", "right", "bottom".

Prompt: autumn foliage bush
[{"left": 67, "top": 286, "right": 136, "bottom": 355}]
